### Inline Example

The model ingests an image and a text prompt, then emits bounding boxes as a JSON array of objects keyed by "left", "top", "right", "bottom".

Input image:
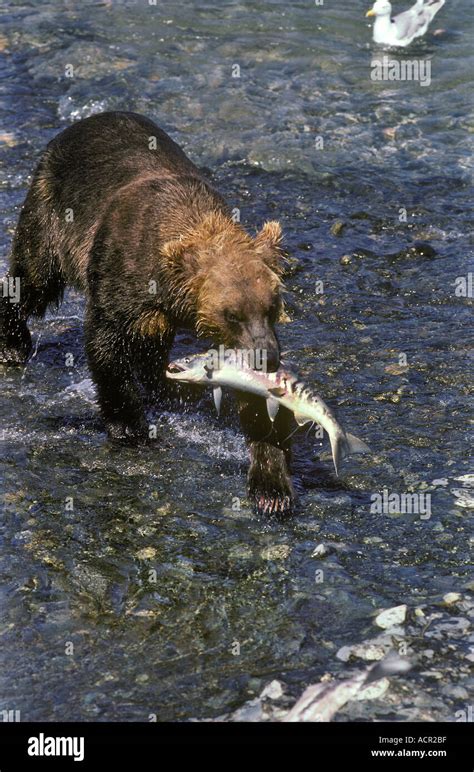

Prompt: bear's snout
[{"left": 235, "top": 317, "right": 280, "bottom": 373}]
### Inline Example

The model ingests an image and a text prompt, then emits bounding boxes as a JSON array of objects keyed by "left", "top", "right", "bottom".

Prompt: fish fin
[
  {"left": 213, "top": 386, "right": 222, "bottom": 417},
  {"left": 268, "top": 386, "right": 286, "bottom": 397},
  {"left": 329, "top": 433, "right": 342, "bottom": 476},
  {"left": 329, "top": 432, "right": 371, "bottom": 476},
  {"left": 266, "top": 396, "right": 280, "bottom": 422},
  {"left": 294, "top": 411, "right": 312, "bottom": 427},
  {"left": 345, "top": 433, "right": 371, "bottom": 456}
]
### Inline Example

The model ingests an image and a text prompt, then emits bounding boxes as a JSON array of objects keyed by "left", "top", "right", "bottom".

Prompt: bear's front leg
[
  {"left": 238, "top": 394, "right": 294, "bottom": 516},
  {"left": 85, "top": 311, "right": 147, "bottom": 444}
]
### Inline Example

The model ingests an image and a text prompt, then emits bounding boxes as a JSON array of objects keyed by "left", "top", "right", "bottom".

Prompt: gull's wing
[
  {"left": 393, "top": 4, "right": 426, "bottom": 41},
  {"left": 420, "top": 0, "right": 446, "bottom": 23},
  {"left": 393, "top": 0, "right": 445, "bottom": 42}
]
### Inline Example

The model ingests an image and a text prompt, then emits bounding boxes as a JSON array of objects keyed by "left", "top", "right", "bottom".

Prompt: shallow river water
[{"left": 0, "top": 0, "right": 473, "bottom": 721}]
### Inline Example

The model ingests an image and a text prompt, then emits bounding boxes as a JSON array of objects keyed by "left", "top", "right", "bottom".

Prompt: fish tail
[{"left": 330, "top": 431, "right": 370, "bottom": 476}]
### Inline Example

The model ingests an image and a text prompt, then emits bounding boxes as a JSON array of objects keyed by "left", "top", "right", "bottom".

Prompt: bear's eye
[
  {"left": 225, "top": 310, "right": 243, "bottom": 325},
  {"left": 269, "top": 299, "right": 281, "bottom": 322}
]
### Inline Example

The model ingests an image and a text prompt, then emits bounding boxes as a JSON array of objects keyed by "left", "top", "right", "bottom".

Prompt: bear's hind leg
[{"left": 1, "top": 185, "right": 65, "bottom": 364}]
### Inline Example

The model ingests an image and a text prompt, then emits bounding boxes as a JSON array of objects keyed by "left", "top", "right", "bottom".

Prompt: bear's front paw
[
  {"left": 0, "top": 328, "right": 32, "bottom": 365},
  {"left": 0, "top": 342, "right": 31, "bottom": 365},
  {"left": 0, "top": 304, "right": 32, "bottom": 365},
  {"left": 105, "top": 419, "right": 149, "bottom": 446},
  {"left": 247, "top": 446, "right": 294, "bottom": 517}
]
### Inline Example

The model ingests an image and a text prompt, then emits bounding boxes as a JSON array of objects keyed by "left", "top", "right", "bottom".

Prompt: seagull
[{"left": 366, "top": 0, "right": 446, "bottom": 47}]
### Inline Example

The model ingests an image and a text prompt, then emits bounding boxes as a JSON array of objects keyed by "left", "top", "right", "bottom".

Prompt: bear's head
[{"left": 162, "top": 216, "right": 285, "bottom": 372}]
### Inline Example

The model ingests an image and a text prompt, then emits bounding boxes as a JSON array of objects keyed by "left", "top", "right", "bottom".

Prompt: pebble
[
  {"left": 421, "top": 649, "right": 435, "bottom": 659},
  {"left": 454, "top": 474, "right": 474, "bottom": 485},
  {"left": 136, "top": 547, "right": 156, "bottom": 560},
  {"left": 261, "top": 545, "right": 291, "bottom": 560},
  {"left": 443, "top": 592, "right": 462, "bottom": 606},
  {"left": 312, "top": 543, "right": 329, "bottom": 558},
  {"left": 260, "top": 680, "right": 283, "bottom": 700},
  {"left": 375, "top": 605, "right": 407, "bottom": 629},
  {"left": 0, "top": 132, "right": 18, "bottom": 147},
  {"left": 336, "top": 643, "right": 387, "bottom": 662},
  {"left": 452, "top": 489, "right": 474, "bottom": 508}
]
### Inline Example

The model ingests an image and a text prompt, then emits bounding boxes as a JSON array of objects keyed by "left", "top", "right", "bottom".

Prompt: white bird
[{"left": 366, "top": 0, "right": 446, "bottom": 47}]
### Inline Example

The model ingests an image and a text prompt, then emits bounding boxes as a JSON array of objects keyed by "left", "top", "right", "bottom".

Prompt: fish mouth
[{"left": 167, "top": 361, "right": 186, "bottom": 374}]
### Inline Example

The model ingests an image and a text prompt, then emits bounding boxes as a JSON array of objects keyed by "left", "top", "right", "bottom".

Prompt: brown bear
[{"left": 0, "top": 111, "right": 294, "bottom": 515}]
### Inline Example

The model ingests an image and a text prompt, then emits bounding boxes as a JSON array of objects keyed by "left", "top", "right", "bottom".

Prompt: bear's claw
[{"left": 254, "top": 492, "right": 293, "bottom": 517}]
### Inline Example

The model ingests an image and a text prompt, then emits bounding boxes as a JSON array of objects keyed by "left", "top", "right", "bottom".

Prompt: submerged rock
[{"left": 330, "top": 220, "right": 346, "bottom": 236}]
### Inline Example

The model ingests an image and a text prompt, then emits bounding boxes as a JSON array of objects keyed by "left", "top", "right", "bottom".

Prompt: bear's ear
[
  {"left": 254, "top": 221, "right": 285, "bottom": 276},
  {"left": 161, "top": 238, "right": 199, "bottom": 274}
]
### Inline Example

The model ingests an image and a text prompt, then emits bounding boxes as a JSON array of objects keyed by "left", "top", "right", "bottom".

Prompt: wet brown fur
[{"left": 0, "top": 112, "right": 294, "bottom": 515}]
